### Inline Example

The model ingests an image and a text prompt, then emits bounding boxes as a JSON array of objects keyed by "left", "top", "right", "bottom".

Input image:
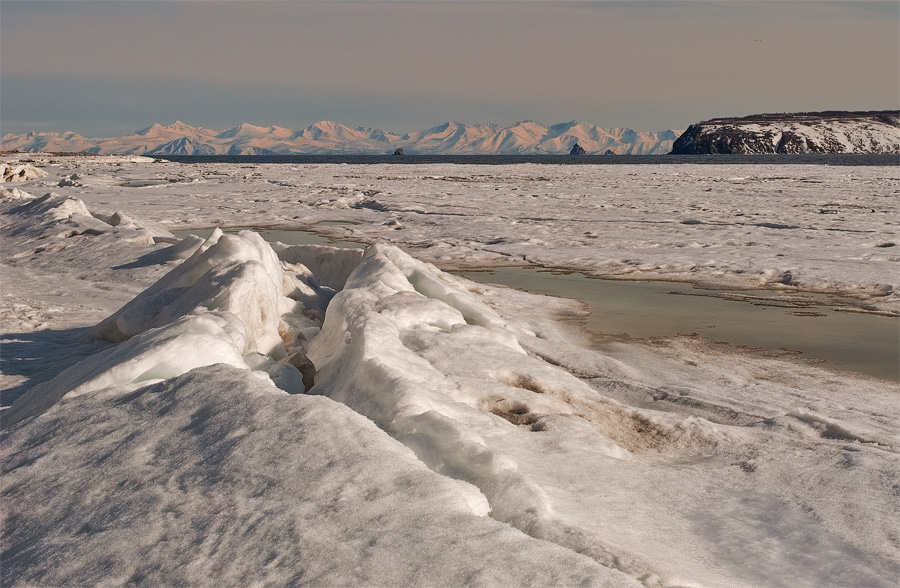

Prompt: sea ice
[
  {"left": 4, "top": 365, "right": 636, "bottom": 587},
  {"left": 0, "top": 162, "right": 47, "bottom": 183},
  {"left": 2, "top": 156, "right": 898, "bottom": 587}
]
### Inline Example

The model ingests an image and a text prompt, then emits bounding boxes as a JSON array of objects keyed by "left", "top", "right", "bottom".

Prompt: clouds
[{"left": 2, "top": 1, "right": 897, "bottom": 136}]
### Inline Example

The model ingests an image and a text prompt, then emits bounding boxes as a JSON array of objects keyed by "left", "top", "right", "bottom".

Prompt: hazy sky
[{"left": 2, "top": 1, "right": 898, "bottom": 136}]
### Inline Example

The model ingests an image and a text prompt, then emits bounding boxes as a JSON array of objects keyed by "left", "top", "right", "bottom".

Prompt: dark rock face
[
  {"left": 569, "top": 142, "right": 586, "bottom": 155},
  {"left": 283, "top": 352, "right": 316, "bottom": 393},
  {"left": 670, "top": 111, "right": 900, "bottom": 154},
  {"left": 393, "top": 148, "right": 405, "bottom": 156}
]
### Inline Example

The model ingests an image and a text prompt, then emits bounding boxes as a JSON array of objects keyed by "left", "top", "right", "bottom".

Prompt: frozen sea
[{"left": 1, "top": 154, "right": 898, "bottom": 587}]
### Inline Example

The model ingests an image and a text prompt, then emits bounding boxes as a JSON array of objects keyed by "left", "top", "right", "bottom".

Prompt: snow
[
  {"left": 2, "top": 155, "right": 898, "bottom": 587},
  {"left": 29, "top": 155, "right": 894, "bottom": 312},
  {"left": 2, "top": 120, "right": 679, "bottom": 155},
  {"left": 700, "top": 118, "right": 900, "bottom": 154},
  {"left": 1, "top": 162, "right": 47, "bottom": 183},
  {"left": 4, "top": 365, "right": 631, "bottom": 587}
]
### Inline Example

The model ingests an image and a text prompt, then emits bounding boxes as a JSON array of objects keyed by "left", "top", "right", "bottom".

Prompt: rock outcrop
[
  {"left": 569, "top": 142, "right": 586, "bottom": 155},
  {"left": 670, "top": 111, "right": 900, "bottom": 154}
]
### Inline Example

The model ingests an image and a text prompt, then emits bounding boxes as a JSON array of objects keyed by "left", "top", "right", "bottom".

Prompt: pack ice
[{"left": 1, "top": 170, "right": 898, "bottom": 587}]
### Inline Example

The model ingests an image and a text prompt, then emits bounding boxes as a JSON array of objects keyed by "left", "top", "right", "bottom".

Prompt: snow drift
[{"left": 4, "top": 364, "right": 633, "bottom": 587}]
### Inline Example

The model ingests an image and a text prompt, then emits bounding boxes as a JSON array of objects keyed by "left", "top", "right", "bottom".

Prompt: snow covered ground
[{"left": 2, "top": 155, "right": 898, "bottom": 587}]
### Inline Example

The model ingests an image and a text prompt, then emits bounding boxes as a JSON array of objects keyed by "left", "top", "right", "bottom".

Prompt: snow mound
[
  {"left": 1, "top": 192, "right": 175, "bottom": 248},
  {"left": 90, "top": 229, "right": 295, "bottom": 354},
  {"left": 4, "top": 228, "right": 344, "bottom": 427},
  {"left": 0, "top": 162, "right": 47, "bottom": 182},
  {"left": 0, "top": 187, "right": 33, "bottom": 200},
  {"left": 2, "top": 313, "right": 250, "bottom": 426},
  {"left": 4, "top": 192, "right": 119, "bottom": 239},
  {"left": 2, "top": 364, "right": 633, "bottom": 587},
  {"left": 308, "top": 243, "right": 730, "bottom": 580}
]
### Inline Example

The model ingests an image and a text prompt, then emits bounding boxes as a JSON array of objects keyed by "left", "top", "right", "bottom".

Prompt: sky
[{"left": 1, "top": 0, "right": 898, "bottom": 137}]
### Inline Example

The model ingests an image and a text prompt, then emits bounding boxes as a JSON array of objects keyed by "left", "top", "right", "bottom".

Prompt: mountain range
[{"left": 2, "top": 120, "right": 680, "bottom": 156}]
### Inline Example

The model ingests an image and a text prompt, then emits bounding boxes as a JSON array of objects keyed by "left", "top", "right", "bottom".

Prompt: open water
[
  {"left": 173, "top": 227, "right": 899, "bottom": 382},
  {"left": 458, "top": 268, "right": 899, "bottom": 383}
]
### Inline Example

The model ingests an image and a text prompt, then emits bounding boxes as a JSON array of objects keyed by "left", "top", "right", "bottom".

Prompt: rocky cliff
[{"left": 670, "top": 111, "right": 900, "bottom": 154}]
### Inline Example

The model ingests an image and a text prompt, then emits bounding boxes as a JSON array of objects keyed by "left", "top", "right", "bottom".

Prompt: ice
[
  {"left": 90, "top": 229, "right": 295, "bottom": 357},
  {"left": 0, "top": 162, "right": 47, "bottom": 183},
  {"left": 0, "top": 186, "right": 33, "bottom": 200},
  {"left": 273, "top": 242, "right": 364, "bottom": 290},
  {"left": 3, "top": 365, "right": 634, "bottom": 587},
  {"left": 4, "top": 212, "right": 346, "bottom": 425},
  {"left": 32, "top": 156, "right": 893, "bottom": 312},
  {"left": 2, "top": 156, "right": 898, "bottom": 587},
  {"left": 3, "top": 313, "right": 250, "bottom": 427}
]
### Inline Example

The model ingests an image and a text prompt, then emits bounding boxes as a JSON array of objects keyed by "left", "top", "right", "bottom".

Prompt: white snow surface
[{"left": 2, "top": 156, "right": 899, "bottom": 587}]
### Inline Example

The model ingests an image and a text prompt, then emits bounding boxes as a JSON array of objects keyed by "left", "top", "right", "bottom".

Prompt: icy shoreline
[{"left": 2, "top": 157, "right": 898, "bottom": 587}]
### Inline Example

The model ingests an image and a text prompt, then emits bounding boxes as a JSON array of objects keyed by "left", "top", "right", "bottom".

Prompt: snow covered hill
[
  {"left": 671, "top": 111, "right": 900, "bottom": 154},
  {"left": 3, "top": 120, "right": 678, "bottom": 155}
]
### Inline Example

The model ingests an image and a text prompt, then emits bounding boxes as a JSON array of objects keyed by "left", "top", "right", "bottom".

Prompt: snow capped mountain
[
  {"left": 217, "top": 123, "right": 294, "bottom": 141},
  {"left": 3, "top": 120, "right": 680, "bottom": 155},
  {"left": 297, "top": 121, "right": 362, "bottom": 141},
  {"left": 671, "top": 111, "right": 900, "bottom": 154},
  {"left": 132, "top": 121, "right": 217, "bottom": 141},
  {"left": 479, "top": 121, "right": 550, "bottom": 153},
  {"left": 146, "top": 137, "right": 218, "bottom": 156},
  {"left": 403, "top": 122, "right": 503, "bottom": 154},
  {"left": 1, "top": 131, "right": 94, "bottom": 154},
  {"left": 11, "top": 112, "right": 898, "bottom": 156},
  {"left": 356, "top": 127, "right": 400, "bottom": 144}
]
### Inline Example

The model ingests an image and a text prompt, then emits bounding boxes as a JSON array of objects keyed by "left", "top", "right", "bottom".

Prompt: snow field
[
  {"left": 17, "top": 155, "right": 897, "bottom": 313},
  {"left": 2, "top": 157, "right": 899, "bottom": 587}
]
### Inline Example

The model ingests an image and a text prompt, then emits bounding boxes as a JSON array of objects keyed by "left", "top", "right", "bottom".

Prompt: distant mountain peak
[{"left": 132, "top": 123, "right": 167, "bottom": 136}]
